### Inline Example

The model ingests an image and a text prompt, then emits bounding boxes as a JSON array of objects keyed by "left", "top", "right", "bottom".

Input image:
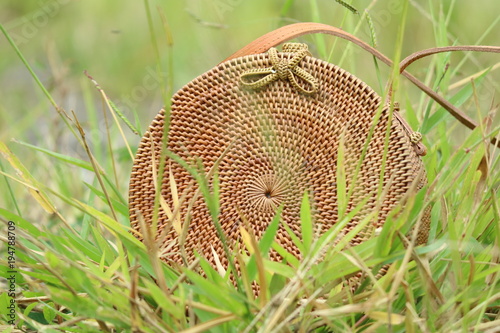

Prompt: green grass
[{"left": 1, "top": 0, "right": 500, "bottom": 332}]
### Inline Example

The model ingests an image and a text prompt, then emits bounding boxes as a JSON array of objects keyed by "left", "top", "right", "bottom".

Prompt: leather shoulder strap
[
  {"left": 400, "top": 45, "right": 500, "bottom": 73},
  {"left": 223, "top": 22, "right": 390, "bottom": 66}
]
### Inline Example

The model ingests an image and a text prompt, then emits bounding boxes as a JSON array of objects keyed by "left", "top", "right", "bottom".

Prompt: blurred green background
[{"left": 1, "top": 0, "right": 499, "bottom": 216}]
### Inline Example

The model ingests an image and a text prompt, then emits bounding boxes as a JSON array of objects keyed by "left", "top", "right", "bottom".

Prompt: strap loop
[{"left": 410, "top": 132, "right": 423, "bottom": 145}]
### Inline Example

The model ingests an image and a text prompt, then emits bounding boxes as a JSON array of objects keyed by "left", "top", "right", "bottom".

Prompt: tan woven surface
[{"left": 129, "top": 44, "right": 429, "bottom": 269}]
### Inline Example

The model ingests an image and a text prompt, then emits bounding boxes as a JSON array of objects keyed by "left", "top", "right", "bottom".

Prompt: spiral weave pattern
[{"left": 129, "top": 45, "right": 429, "bottom": 268}]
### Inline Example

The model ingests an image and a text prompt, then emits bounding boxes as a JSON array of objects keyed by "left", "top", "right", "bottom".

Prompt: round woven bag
[{"left": 129, "top": 26, "right": 430, "bottom": 271}]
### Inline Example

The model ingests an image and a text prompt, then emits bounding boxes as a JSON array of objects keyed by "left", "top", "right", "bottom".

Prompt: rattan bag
[{"left": 128, "top": 23, "right": 431, "bottom": 270}]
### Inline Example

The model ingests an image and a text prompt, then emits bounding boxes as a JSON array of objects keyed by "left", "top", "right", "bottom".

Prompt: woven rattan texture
[{"left": 129, "top": 51, "right": 429, "bottom": 268}]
